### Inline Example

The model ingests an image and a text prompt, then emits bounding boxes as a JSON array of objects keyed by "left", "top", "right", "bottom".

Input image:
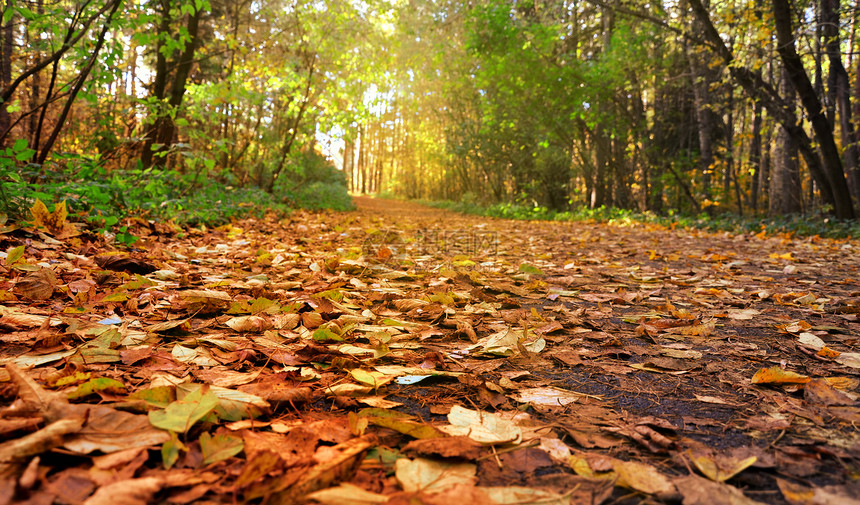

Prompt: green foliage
[
  {"left": 417, "top": 199, "right": 860, "bottom": 239},
  {"left": 0, "top": 152, "right": 293, "bottom": 241},
  {"left": 0, "top": 140, "right": 37, "bottom": 220},
  {"left": 274, "top": 152, "right": 354, "bottom": 211}
]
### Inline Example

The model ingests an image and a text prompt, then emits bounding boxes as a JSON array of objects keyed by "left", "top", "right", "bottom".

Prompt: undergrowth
[
  {"left": 415, "top": 199, "right": 860, "bottom": 239},
  {"left": 0, "top": 150, "right": 352, "bottom": 244}
]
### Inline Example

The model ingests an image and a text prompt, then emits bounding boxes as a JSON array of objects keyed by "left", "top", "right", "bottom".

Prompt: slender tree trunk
[
  {"left": 750, "top": 101, "right": 763, "bottom": 213},
  {"left": 823, "top": 0, "right": 860, "bottom": 205},
  {"left": 268, "top": 53, "right": 315, "bottom": 192},
  {"left": 686, "top": 41, "right": 715, "bottom": 202},
  {"left": 771, "top": 70, "right": 803, "bottom": 215},
  {"left": 36, "top": 0, "right": 122, "bottom": 164},
  {"left": 343, "top": 137, "right": 354, "bottom": 192},
  {"left": 724, "top": 87, "right": 737, "bottom": 210},
  {"left": 141, "top": 2, "right": 172, "bottom": 168},
  {"left": 591, "top": 128, "right": 607, "bottom": 208},
  {"left": 359, "top": 124, "right": 367, "bottom": 194},
  {"left": 0, "top": 12, "right": 14, "bottom": 148},
  {"left": 27, "top": 0, "right": 44, "bottom": 148}
]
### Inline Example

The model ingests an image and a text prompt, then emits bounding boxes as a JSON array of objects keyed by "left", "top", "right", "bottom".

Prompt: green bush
[
  {"left": 416, "top": 198, "right": 860, "bottom": 239},
  {"left": 274, "top": 151, "right": 354, "bottom": 211},
  {"left": 0, "top": 151, "right": 292, "bottom": 240}
]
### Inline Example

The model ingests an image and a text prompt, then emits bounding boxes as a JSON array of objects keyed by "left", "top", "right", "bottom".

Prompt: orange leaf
[
  {"left": 817, "top": 347, "right": 840, "bottom": 359},
  {"left": 751, "top": 366, "right": 810, "bottom": 385}
]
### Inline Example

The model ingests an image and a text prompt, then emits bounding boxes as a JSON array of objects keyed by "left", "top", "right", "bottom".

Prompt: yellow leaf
[
  {"left": 750, "top": 366, "right": 810, "bottom": 385},
  {"left": 613, "top": 459, "right": 674, "bottom": 494},
  {"left": 769, "top": 252, "right": 794, "bottom": 261},
  {"left": 30, "top": 199, "right": 71, "bottom": 236},
  {"left": 30, "top": 199, "right": 50, "bottom": 228},
  {"left": 350, "top": 369, "right": 379, "bottom": 388},
  {"left": 691, "top": 453, "right": 757, "bottom": 482},
  {"left": 823, "top": 376, "right": 860, "bottom": 391}
]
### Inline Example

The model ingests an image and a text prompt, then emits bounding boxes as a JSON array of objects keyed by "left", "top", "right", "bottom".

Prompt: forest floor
[{"left": 1, "top": 196, "right": 860, "bottom": 505}]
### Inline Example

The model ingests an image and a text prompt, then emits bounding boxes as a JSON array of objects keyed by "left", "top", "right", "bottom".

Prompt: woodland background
[{"left": 2, "top": 0, "right": 860, "bottom": 234}]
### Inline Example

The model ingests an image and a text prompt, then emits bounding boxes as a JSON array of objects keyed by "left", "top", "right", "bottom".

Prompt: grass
[{"left": 413, "top": 199, "right": 860, "bottom": 240}]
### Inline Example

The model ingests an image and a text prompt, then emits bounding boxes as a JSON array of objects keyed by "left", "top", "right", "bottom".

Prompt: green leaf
[
  {"left": 67, "top": 377, "right": 126, "bottom": 400},
  {"left": 518, "top": 263, "right": 544, "bottom": 275},
  {"left": 6, "top": 245, "right": 24, "bottom": 266},
  {"left": 162, "top": 431, "right": 186, "bottom": 469},
  {"left": 15, "top": 148, "right": 34, "bottom": 161},
  {"left": 148, "top": 387, "right": 220, "bottom": 433},
  {"left": 313, "top": 327, "right": 342, "bottom": 342},
  {"left": 200, "top": 432, "right": 244, "bottom": 465},
  {"left": 128, "top": 386, "right": 176, "bottom": 409}
]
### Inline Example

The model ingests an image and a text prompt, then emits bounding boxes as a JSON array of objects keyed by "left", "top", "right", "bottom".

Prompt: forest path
[
  {"left": 345, "top": 196, "right": 860, "bottom": 503},
  {"left": 1, "top": 197, "right": 859, "bottom": 504}
]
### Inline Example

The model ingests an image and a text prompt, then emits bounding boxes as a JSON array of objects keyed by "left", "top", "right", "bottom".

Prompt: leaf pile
[{"left": 0, "top": 196, "right": 859, "bottom": 504}]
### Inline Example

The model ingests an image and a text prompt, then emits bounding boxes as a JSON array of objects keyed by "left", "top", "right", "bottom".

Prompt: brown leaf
[
  {"left": 674, "top": 474, "right": 764, "bottom": 505},
  {"left": 268, "top": 435, "right": 375, "bottom": 505},
  {"left": 95, "top": 255, "right": 156, "bottom": 275},
  {"left": 15, "top": 268, "right": 58, "bottom": 300},
  {"left": 499, "top": 447, "right": 554, "bottom": 473},
  {"left": 44, "top": 468, "right": 95, "bottom": 504},
  {"left": 0, "top": 418, "right": 84, "bottom": 462},
  {"left": 402, "top": 436, "right": 483, "bottom": 460},
  {"left": 803, "top": 379, "right": 856, "bottom": 406},
  {"left": 83, "top": 476, "right": 163, "bottom": 505}
]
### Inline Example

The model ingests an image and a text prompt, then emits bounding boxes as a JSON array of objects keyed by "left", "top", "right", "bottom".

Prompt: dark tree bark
[
  {"left": 770, "top": 70, "right": 802, "bottom": 215},
  {"left": 141, "top": 2, "right": 203, "bottom": 169},
  {"left": 687, "top": 0, "right": 855, "bottom": 218},
  {"left": 0, "top": 0, "right": 107, "bottom": 118},
  {"left": 772, "top": 0, "right": 855, "bottom": 218},
  {"left": 27, "top": 0, "right": 44, "bottom": 149},
  {"left": 0, "top": 11, "right": 14, "bottom": 148},
  {"left": 750, "top": 100, "right": 763, "bottom": 212},
  {"left": 822, "top": 0, "right": 860, "bottom": 204},
  {"left": 685, "top": 40, "right": 715, "bottom": 201},
  {"left": 268, "top": 53, "right": 316, "bottom": 192}
]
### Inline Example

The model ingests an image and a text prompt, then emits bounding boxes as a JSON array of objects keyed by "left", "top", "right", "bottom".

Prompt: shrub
[{"left": 274, "top": 151, "right": 354, "bottom": 211}]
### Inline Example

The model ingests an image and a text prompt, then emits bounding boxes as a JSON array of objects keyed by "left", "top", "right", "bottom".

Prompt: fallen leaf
[
  {"left": 15, "top": 268, "right": 58, "bottom": 300},
  {"left": 148, "top": 387, "right": 220, "bottom": 433},
  {"left": 674, "top": 474, "right": 765, "bottom": 505},
  {"left": 750, "top": 366, "right": 811, "bottom": 385},
  {"left": 440, "top": 405, "right": 522, "bottom": 445},
  {"left": 395, "top": 457, "right": 477, "bottom": 493}
]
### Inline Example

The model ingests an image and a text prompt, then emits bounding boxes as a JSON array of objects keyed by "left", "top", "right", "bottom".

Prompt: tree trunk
[
  {"left": 772, "top": 0, "right": 855, "bottom": 218},
  {"left": 141, "top": 2, "right": 172, "bottom": 168},
  {"left": 0, "top": 12, "right": 13, "bottom": 147},
  {"left": 770, "top": 70, "right": 802, "bottom": 215},
  {"left": 686, "top": 41, "right": 715, "bottom": 202},
  {"left": 359, "top": 124, "right": 367, "bottom": 194},
  {"left": 688, "top": 0, "right": 854, "bottom": 218},
  {"left": 750, "top": 100, "right": 763, "bottom": 213},
  {"left": 823, "top": 0, "right": 860, "bottom": 205},
  {"left": 154, "top": 5, "right": 201, "bottom": 168}
]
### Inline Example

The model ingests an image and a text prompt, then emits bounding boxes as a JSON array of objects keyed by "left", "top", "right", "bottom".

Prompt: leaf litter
[{"left": 0, "top": 196, "right": 859, "bottom": 504}]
